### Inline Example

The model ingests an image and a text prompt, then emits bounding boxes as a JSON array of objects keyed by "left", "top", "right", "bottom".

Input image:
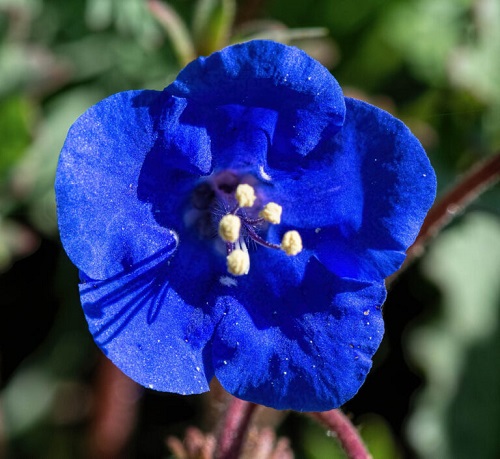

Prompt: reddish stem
[
  {"left": 411, "top": 152, "right": 500, "bottom": 259},
  {"left": 214, "top": 397, "right": 258, "bottom": 459},
  {"left": 388, "top": 152, "right": 500, "bottom": 284},
  {"left": 311, "top": 410, "right": 371, "bottom": 459},
  {"left": 88, "top": 356, "right": 141, "bottom": 459}
]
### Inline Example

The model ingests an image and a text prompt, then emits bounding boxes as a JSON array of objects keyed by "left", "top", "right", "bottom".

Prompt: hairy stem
[
  {"left": 390, "top": 151, "right": 500, "bottom": 282},
  {"left": 88, "top": 357, "right": 140, "bottom": 459},
  {"left": 214, "top": 397, "right": 257, "bottom": 459},
  {"left": 311, "top": 410, "right": 371, "bottom": 459}
]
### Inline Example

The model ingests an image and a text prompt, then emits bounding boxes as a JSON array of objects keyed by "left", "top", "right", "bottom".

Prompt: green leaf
[
  {"left": 302, "top": 419, "right": 346, "bottom": 459},
  {"left": 359, "top": 414, "right": 402, "bottom": 459},
  {"left": 408, "top": 212, "right": 500, "bottom": 459},
  {"left": 11, "top": 88, "right": 104, "bottom": 235},
  {"left": 148, "top": 0, "right": 196, "bottom": 66},
  {"left": 233, "top": 25, "right": 329, "bottom": 44},
  {"left": 2, "top": 364, "right": 58, "bottom": 437},
  {"left": 0, "top": 95, "right": 33, "bottom": 178},
  {"left": 447, "top": 326, "right": 500, "bottom": 459},
  {"left": 84, "top": 0, "right": 163, "bottom": 47},
  {"left": 382, "top": 0, "right": 473, "bottom": 84},
  {"left": 0, "top": 43, "right": 64, "bottom": 97},
  {"left": 303, "top": 414, "right": 401, "bottom": 459},
  {"left": 192, "top": 0, "right": 236, "bottom": 55}
]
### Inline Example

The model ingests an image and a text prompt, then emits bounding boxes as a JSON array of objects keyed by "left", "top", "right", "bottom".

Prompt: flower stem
[
  {"left": 390, "top": 151, "right": 500, "bottom": 283},
  {"left": 88, "top": 356, "right": 140, "bottom": 459},
  {"left": 214, "top": 397, "right": 257, "bottom": 459},
  {"left": 311, "top": 409, "right": 371, "bottom": 459}
]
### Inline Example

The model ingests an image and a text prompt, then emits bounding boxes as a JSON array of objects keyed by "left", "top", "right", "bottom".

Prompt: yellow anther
[
  {"left": 226, "top": 249, "right": 250, "bottom": 276},
  {"left": 235, "top": 184, "right": 256, "bottom": 208},
  {"left": 259, "top": 202, "right": 282, "bottom": 224},
  {"left": 218, "top": 214, "right": 241, "bottom": 243},
  {"left": 281, "top": 230, "right": 303, "bottom": 256}
]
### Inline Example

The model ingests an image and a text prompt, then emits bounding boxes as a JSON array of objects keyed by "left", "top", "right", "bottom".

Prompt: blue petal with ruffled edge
[
  {"left": 212, "top": 251, "right": 386, "bottom": 411},
  {"left": 261, "top": 97, "right": 436, "bottom": 281},
  {"left": 55, "top": 40, "right": 436, "bottom": 411},
  {"left": 167, "top": 40, "right": 346, "bottom": 158},
  {"left": 55, "top": 90, "right": 176, "bottom": 280},
  {"left": 79, "top": 244, "right": 219, "bottom": 394}
]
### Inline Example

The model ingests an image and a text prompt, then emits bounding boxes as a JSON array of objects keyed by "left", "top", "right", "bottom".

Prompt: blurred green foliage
[
  {"left": 409, "top": 212, "right": 500, "bottom": 459},
  {"left": 1, "top": 0, "right": 499, "bottom": 458}
]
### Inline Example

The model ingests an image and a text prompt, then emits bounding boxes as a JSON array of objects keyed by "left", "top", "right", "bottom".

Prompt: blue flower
[{"left": 55, "top": 40, "right": 436, "bottom": 411}]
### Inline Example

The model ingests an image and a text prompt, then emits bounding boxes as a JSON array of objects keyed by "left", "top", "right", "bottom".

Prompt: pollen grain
[
  {"left": 259, "top": 202, "right": 282, "bottom": 224},
  {"left": 235, "top": 184, "right": 257, "bottom": 208},
  {"left": 281, "top": 230, "right": 303, "bottom": 256},
  {"left": 218, "top": 214, "right": 241, "bottom": 243},
  {"left": 226, "top": 249, "right": 250, "bottom": 276}
]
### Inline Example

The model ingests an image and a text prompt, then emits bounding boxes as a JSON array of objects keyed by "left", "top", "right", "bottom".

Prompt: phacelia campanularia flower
[{"left": 55, "top": 40, "right": 436, "bottom": 411}]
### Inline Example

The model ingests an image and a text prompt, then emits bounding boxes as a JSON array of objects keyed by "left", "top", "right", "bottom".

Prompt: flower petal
[
  {"left": 55, "top": 90, "right": 170, "bottom": 279},
  {"left": 212, "top": 255, "right": 385, "bottom": 411},
  {"left": 162, "top": 101, "right": 277, "bottom": 173},
  {"left": 55, "top": 90, "right": 211, "bottom": 280},
  {"left": 80, "top": 237, "right": 226, "bottom": 394},
  {"left": 167, "top": 40, "right": 346, "bottom": 157},
  {"left": 264, "top": 97, "right": 436, "bottom": 281},
  {"left": 55, "top": 39, "right": 436, "bottom": 411}
]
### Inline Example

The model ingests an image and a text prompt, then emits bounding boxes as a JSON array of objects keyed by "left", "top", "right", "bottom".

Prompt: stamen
[
  {"left": 244, "top": 223, "right": 281, "bottom": 250},
  {"left": 281, "top": 230, "right": 303, "bottom": 256},
  {"left": 192, "top": 174, "right": 304, "bottom": 271},
  {"left": 218, "top": 214, "right": 241, "bottom": 243},
  {"left": 226, "top": 249, "right": 250, "bottom": 276},
  {"left": 235, "top": 184, "right": 256, "bottom": 208},
  {"left": 259, "top": 202, "right": 282, "bottom": 224}
]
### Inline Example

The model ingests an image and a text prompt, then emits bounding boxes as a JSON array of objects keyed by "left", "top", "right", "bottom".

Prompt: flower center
[{"left": 188, "top": 171, "right": 302, "bottom": 276}]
